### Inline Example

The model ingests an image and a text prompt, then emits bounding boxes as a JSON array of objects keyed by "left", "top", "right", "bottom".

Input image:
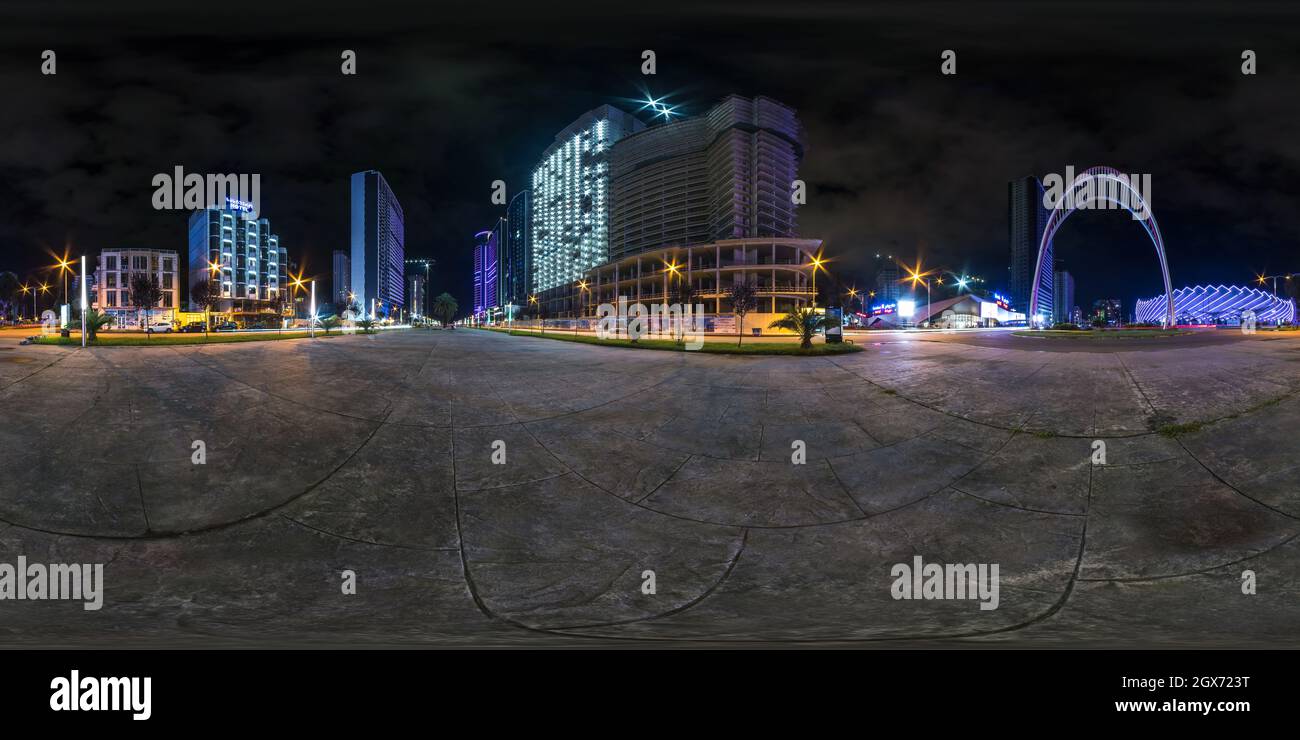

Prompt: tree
[
  {"left": 271, "top": 292, "right": 291, "bottom": 334},
  {"left": 190, "top": 279, "right": 215, "bottom": 337},
  {"left": 728, "top": 281, "right": 759, "bottom": 347},
  {"left": 320, "top": 315, "right": 342, "bottom": 335},
  {"left": 128, "top": 274, "right": 163, "bottom": 338},
  {"left": 82, "top": 308, "right": 114, "bottom": 341},
  {"left": 768, "top": 307, "right": 839, "bottom": 349},
  {"left": 0, "top": 271, "right": 20, "bottom": 322},
  {"left": 356, "top": 317, "right": 376, "bottom": 334},
  {"left": 431, "top": 292, "right": 459, "bottom": 327}
]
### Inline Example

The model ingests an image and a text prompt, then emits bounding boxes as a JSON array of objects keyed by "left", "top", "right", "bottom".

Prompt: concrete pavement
[{"left": 0, "top": 327, "right": 1297, "bottom": 646}]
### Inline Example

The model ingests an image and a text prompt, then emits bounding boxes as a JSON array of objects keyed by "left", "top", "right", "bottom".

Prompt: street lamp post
[
  {"left": 575, "top": 280, "right": 590, "bottom": 336},
  {"left": 902, "top": 261, "right": 936, "bottom": 329},
  {"left": 309, "top": 280, "right": 316, "bottom": 339},
  {"left": 80, "top": 256, "right": 88, "bottom": 347}
]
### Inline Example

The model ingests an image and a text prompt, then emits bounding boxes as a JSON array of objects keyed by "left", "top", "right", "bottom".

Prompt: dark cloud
[{"left": 1, "top": 0, "right": 1297, "bottom": 310}]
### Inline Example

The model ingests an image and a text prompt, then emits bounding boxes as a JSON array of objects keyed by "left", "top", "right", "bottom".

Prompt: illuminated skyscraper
[
  {"left": 1009, "top": 176, "right": 1052, "bottom": 319},
  {"left": 1053, "top": 268, "right": 1075, "bottom": 326},
  {"left": 332, "top": 249, "right": 351, "bottom": 305},
  {"left": 187, "top": 199, "right": 287, "bottom": 323},
  {"left": 350, "top": 170, "right": 405, "bottom": 317},
  {"left": 405, "top": 258, "right": 434, "bottom": 318},
  {"left": 473, "top": 229, "right": 498, "bottom": 319},
  {"left": 501, "top": 189, "right": 531, "bottom": 315},
  {"left": 530, "top": 105, "right": 644, "bottom": 292}
]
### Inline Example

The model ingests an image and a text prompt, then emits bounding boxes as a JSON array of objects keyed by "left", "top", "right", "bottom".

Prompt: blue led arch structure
[
  {"left": 1135, "top": 285, "right": 1296, "bottom": 325},
  {"left": 1030, "top": 166, "right": 1175, "bottom": 327}
]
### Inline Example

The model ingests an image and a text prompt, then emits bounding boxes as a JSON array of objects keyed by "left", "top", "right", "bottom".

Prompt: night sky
[{"left": 2, "top": 0, "right": 1298, "bottom": 313}]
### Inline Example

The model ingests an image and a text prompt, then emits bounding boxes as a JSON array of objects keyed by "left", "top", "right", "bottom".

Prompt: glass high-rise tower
[
  {"left": 530, "top": 105, "right": 644, "bottom": 293},
  {"left": 1008, "top": 176, "right": 1052, "bottom": 320},
  {"left": 473, "top": 229, "right": 498, "bottom": 319},
  {"left": 501, "top": 189, "right": 531, "bottom": 316},
  {"left": 350, "top": 170, "right": 405, "bottom": 318}
]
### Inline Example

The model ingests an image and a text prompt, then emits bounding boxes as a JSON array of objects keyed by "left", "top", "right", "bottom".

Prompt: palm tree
[
  {"left": 768, "top": 307, "right": 838, "bottom": 349},
  {"left": 356, "top": 317, "right": 376, "bottom": 334},
  {"left": 727, "top": 281, "right": 759, "bottom": 347},
  {"left": 431, "top": 292, "right": 458, "bottom": 327},
  {"left": 320, "top": 315, "right": 342, "bottom": 335},
  {"left": 82, "top": 308, "right": 114, "bottom": 342},
  {"left": 0, "top": 271, "right": 20, "bottom": 323}
]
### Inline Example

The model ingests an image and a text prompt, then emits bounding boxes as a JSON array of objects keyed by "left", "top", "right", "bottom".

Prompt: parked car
[
  {"left": 179, "top": 322, "right": 206, "bottom": 333},
  {"left": 145, "top": 321, "right": 173, "bottom": 334},
  {"left": 214, "top": 321, "right": 239, "bottom": 332}
]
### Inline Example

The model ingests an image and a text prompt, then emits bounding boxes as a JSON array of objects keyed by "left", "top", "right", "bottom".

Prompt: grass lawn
[
  {"left": 1012, "top": 329, "right": 1190, "bottom": 339},
  {"left": 32, "top": 331, "right": 357, "bottom": 346},
  {"left": 494, "top": 328, "right": 864, "bottom": 355}
]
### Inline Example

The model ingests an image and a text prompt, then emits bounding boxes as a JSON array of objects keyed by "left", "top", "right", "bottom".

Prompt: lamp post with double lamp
[
  {"left": 902, "top": 261, "right": 936, "bottom": 329},
  {"left": 1256, "top": 272, "right": 1295, "bottom": 299},
  {"left": 1255, "top": 272, "right": 1295, "bottom": 326}
]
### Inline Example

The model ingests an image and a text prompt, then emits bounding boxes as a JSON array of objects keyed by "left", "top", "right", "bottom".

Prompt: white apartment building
[{"left": 94, "top": 248, "right": 181, "bottom": 328}]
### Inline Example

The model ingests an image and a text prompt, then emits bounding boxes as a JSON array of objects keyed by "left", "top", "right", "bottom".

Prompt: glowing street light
[
  {"left": 529, "top": 294, "right": 542, "bottom": 334},
  {"left": 53, "top": 253, "right": 74, "bottom": 313},
  {"left": 901, "top": 260, "right": 937, "bottom": 329},
  {"left": 576, "top": 280, "right": 591, "bottom": 334},
  {"left": 808, "top": 252, "right": 827, "bottom": 308},
  {"left": 1257, "top": 272, "right": 1295, "bottom": 298}
]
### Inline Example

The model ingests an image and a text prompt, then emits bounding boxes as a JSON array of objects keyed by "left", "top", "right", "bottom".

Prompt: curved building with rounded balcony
[{"left": 578, "top": 238, "right": 822, "bottom": 331}]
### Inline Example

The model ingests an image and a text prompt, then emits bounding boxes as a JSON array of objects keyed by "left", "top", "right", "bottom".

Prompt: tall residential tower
[
  {"left": 608, "top": 95, "right": 803, "bottom": 260},
  {"left": 350, "top": 170, "right": 405, "bottom": 317},
  {"left": 530, "top": 105, "right": 644, "bottom": 293},
  {"left": 1008, "top": 176, "right": 1052, "bottom": 321}
]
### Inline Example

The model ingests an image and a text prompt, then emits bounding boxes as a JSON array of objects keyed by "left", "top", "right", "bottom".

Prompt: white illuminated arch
[{"left": 1029, "top": 166, "right": 1175, "bottom": 327}]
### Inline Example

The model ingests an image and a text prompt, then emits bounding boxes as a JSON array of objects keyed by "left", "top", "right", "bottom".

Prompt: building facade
[
  {"left": 405, "top": 258, "right": 433, "bottom": 318},
  {"left": 1009, "top": 176, "right": 1052, "bottom": 320},
  {"left": 332, "top": 249, "right": 352, "bottom": 306},
  {"left": 1135, "top": 285, "right": 1296, "bottom": 326},
  {"left": 350, "top": 170, "right": 406, "bottom": 318},
  {"left": 577, "top": 238, "right": 821, "bottom": 331},
  {"left": 472, "top": 229, "right": 498, "bottom": 320},
  {"left": 1092, "top": 298, "right": 1123, "bottom": 326},
  {"left": 501, "top": 190, "right": 531, "bottom": 317},
  {"left": 96, "top": 248, "right": 182, "bottom": 327},
  {"left": 530, "top": 105, "right": 645, "bottom": 294},
  {"left": 187, "top": 200, "right": 288, "bottom": 324},
  {"left": 1053, "top": 269, "right": 1075, "bottom": 325},
  {"left": 608, "top": 95, "right": 803, "bottom": 261},
  {"left": 874, "top": 260, "right": 901, "bottom": 304}
]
